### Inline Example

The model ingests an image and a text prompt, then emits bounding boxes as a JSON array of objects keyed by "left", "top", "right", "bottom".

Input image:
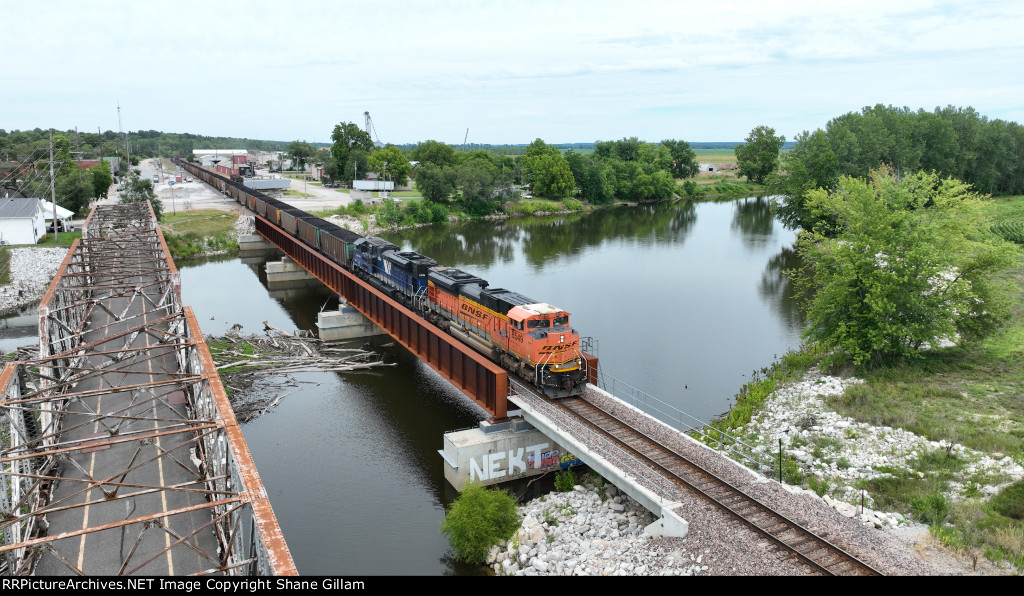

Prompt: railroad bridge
[
  {"left": 0, "top": 203, "right": 295, "bottom": 576},
  {"left": 234, "top": 178, "right": 885, "bottom": 575},
  {"left": 250, "top": 216, "right": 598, "bottom": 420}
]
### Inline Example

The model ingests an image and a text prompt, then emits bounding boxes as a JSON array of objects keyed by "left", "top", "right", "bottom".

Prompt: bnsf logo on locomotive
[
  {"left": 539, "top": 341, "right": 578, "bottom": 354},
  {"left": 460, "top": 302, "right": 487, "bottom": 321}
]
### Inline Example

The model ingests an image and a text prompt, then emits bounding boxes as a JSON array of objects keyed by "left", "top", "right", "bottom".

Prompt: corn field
[{"left": 992, "top": 220, "right": 1024, "bottom": 244}]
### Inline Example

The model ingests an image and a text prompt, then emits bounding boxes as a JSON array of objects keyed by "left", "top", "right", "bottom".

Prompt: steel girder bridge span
[{"left": 0, "top": 203, "right": 295, "bottom": 576}]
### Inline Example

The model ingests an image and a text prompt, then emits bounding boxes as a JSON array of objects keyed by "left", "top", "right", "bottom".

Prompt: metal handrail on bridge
[{"left": 592, "top": 372, "right": 775, "bottom": 475}]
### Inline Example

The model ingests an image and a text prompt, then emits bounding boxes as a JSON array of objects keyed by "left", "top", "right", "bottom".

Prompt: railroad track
[{"left": 551, "top": 395, "right": 884, "bottom": 576}]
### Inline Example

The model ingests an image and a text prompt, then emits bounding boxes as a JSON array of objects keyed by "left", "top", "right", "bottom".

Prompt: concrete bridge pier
[
  {"left": 439, "top": 416, "right": 688, "bottom": 538},
  {"left": 239, "top": 234, "right": 284, "bottom": 263},
  {"left": 316, "top": 299, "right": 388, "bottom": 341},
  {"left": 266, "top": 257, "right": 321, "bottom": 290}
]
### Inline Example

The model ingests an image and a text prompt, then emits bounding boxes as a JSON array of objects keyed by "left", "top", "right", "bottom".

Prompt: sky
[{"left": 2, "top": 1, "right": 1022, "bottom": 146}]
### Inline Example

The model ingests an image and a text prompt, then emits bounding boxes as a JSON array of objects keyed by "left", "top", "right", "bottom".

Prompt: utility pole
[
  {"left": 49, "top": 132, "right": 59, "bottom": 243},
  {"left": 118, "top": 102, "right": 131, "bottom": 174}
]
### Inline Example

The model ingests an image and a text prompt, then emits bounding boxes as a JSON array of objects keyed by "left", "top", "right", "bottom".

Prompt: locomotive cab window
[
  {"left": 553, "top": 315, "right": 568, "bottom": 327},
  {"left": 511, "top": 320, "right": 524, "bottom": 331},
  {"left": 527, "top": 319, "right": 550, "bottom": 329}
]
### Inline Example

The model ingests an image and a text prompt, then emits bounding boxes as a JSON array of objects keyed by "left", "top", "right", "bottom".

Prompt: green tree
[
  {"left": 440, "top": 481, "right": 520, "bottom": 565},
  {"left": 415, "top": 162, "right": 457, "bottom": 203},
  {"left": 456, "top": 158, "right": 501, "bottom": 214},
  {"left": 790, "top": 168, "right": 1017, "bottom": 368},
  {"left": 367, "top": 145, "right": 410, "bottom": 186},
  {"left": 21, "top": 134, "right": 95, "bottom": 216},
  {"left": 660, "top": 139, "right": 699, "bottom": 179},
  {"left": 769, "top": 129, "right": 840, "bottom": 230},
  {"left": 91, "top": 160, "right": 113, "bottom": 199},
  {"left": 410, "top": 140, "right": 458, "bottom": 168},
  {"left": 528, "top": 152, "right": 574, "bottom": 199},
  {"left": 286, "top": 140, "right": 317, "bottom": 172},
  {"left": 330, "top": 122, "right": 374, "bottom": 183},
  {"left": 734, "top": 126, "right": 785, "bottom": 184},
  {"left": 119, "top": 177, "right": 162, "bottom": 220}
]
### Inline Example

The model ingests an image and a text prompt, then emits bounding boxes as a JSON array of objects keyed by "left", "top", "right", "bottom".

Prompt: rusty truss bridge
[{"left": 0, "top": 202, "right": 295, "bottom": 576}]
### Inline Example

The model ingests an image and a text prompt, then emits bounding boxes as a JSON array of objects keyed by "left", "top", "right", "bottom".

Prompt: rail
[{"left": 595, "top": 371, "right": 775, "bottom": 474}]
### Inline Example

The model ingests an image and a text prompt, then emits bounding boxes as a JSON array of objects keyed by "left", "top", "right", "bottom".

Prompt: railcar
[
  {"left": 279, "top": 209, "right": 310, "bottom": 236},
  {"left": 319, "top": 222, "right": 359, "bottom": 267},
  {"left": 296, "top": 216, "right": 324, "bottom": 251}
]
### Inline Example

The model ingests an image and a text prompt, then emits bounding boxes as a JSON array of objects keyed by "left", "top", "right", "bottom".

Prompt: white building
[{"left": 0, "top": 198, "right": 47, "bottom": 245}]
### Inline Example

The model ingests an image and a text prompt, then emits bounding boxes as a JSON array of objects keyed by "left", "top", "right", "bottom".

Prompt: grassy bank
[
  {"left": 36, "top": 232, "right": 82, "bottom": 246},
  {"left": 160, "top": 210, "right": 239, "bottom": 260}
]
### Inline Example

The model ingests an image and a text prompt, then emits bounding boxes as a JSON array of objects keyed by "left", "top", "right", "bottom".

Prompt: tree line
[
  {"left": 0, "top": 128, "right": 285, "bottom": 171},
  {"left": 769, "top": 104, "right": 1024, "bottom": 230},
  {"left": 303, "top": 122, "right": 708, "bottom": 215}
]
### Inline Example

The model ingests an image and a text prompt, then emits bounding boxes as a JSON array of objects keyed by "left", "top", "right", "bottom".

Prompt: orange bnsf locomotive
[{"left": 351, "top": 237, "right": 587, "bottom": 398}]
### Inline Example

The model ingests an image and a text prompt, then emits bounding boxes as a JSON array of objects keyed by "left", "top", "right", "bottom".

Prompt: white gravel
[{"left": 0, "top": 247, "right": 69, "bottom": 316}]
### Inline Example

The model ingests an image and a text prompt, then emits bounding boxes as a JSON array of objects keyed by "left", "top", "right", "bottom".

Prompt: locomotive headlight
[{"left": 560, "top": 335, "right": 564, "bottom": 343}]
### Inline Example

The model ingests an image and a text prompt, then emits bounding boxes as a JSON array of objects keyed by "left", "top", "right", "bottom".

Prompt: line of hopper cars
[{"left": 173, "top": 159, "right": 589, "bottom": 398}]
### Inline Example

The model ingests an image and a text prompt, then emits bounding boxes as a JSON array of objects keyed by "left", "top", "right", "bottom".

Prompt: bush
[
  {"left": 911, "top": 491, "right": 951, "bottom": 526},
  {"left": 554, "top": 468, "right": 577, "bottom": 492},
  {"left": 990, "top": 480, "right": 1024, "bottom": 520},
  {"left": 374, "top": 198, "right": 407, "bottom": 228},
  {"left": 440, "top": 481, "right": 520, "bottom": 564},
  {"left": 563, "top": 198, "right": 583, "bottom": 211},
  {"left": 427, "top": 202, "right": 449, "bottom": 224},
  {"left": 347, "top": 199, "right": 367, "bottom": 216},
  {"left": 406, "top": 201, "right": 431, "bottom": 224}
]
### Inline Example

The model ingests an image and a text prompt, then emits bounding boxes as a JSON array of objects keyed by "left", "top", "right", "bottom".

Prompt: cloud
[{"left": 2, "top": 1, "right": 1021, "bottom": 143}]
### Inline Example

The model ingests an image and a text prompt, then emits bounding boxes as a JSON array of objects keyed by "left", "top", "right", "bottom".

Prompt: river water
[{"left": 2, "top": 196, "right": 805, "bottom": 575}]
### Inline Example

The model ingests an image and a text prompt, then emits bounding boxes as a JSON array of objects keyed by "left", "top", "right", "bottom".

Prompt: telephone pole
[{"left": 49, "top": 132, "right": 59, "bottom": 243}]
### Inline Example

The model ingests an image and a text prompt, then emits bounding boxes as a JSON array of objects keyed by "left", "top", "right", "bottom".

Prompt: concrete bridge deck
[{"left": 1, "top": 203, "right": 294, "bottom": 576}]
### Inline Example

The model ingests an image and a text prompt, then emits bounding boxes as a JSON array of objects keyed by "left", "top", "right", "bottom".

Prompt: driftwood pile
[{"left": 208, "top": 321, "right": 395, "bottom": 422}]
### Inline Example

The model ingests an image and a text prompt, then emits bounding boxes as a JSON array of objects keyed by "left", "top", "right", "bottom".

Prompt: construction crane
[
  {"left": 463, "top": 128, "right": 469, "bottom": 152},
  {"left": 364, "top": 111, "right": 382, "bottom": 146}
]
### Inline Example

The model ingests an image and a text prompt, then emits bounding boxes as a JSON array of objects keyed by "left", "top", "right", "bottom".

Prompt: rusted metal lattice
[{"left": 1, "top": 203, "right": 295, "bottom": 576}]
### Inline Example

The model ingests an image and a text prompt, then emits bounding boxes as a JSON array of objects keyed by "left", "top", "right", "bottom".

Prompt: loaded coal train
[{"left": 173, "top": 158, "right": 589, "bottom": 398}]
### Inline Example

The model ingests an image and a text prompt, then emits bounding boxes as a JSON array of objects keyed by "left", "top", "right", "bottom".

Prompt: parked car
[{"left": 47, "top": 220, "right": 71, "bottom": 233}]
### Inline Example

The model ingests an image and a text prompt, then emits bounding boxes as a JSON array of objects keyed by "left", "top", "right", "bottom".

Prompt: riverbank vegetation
[
  {"left": 711, "top": 103, "right": 1024, "bottom": 572},
  {"left": 441, "top": 481, "right": 520, "bottom": 565},
  {"left": 159, "top": 209, "right": 239, "bottom": 260}
]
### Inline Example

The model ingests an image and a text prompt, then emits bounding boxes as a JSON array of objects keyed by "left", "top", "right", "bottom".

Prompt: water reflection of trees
[
  {"left": 759, "top": 245, "right": 810, "bottom": 330},
  {"left": 731, "top": 196, "right": 775, "bottom": 250},
  {"left": 386, "top": 202, "right": 698, "bottom": 270},
  {"left": 386, "top": 218, "right": 522, "bottom": 268}
]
